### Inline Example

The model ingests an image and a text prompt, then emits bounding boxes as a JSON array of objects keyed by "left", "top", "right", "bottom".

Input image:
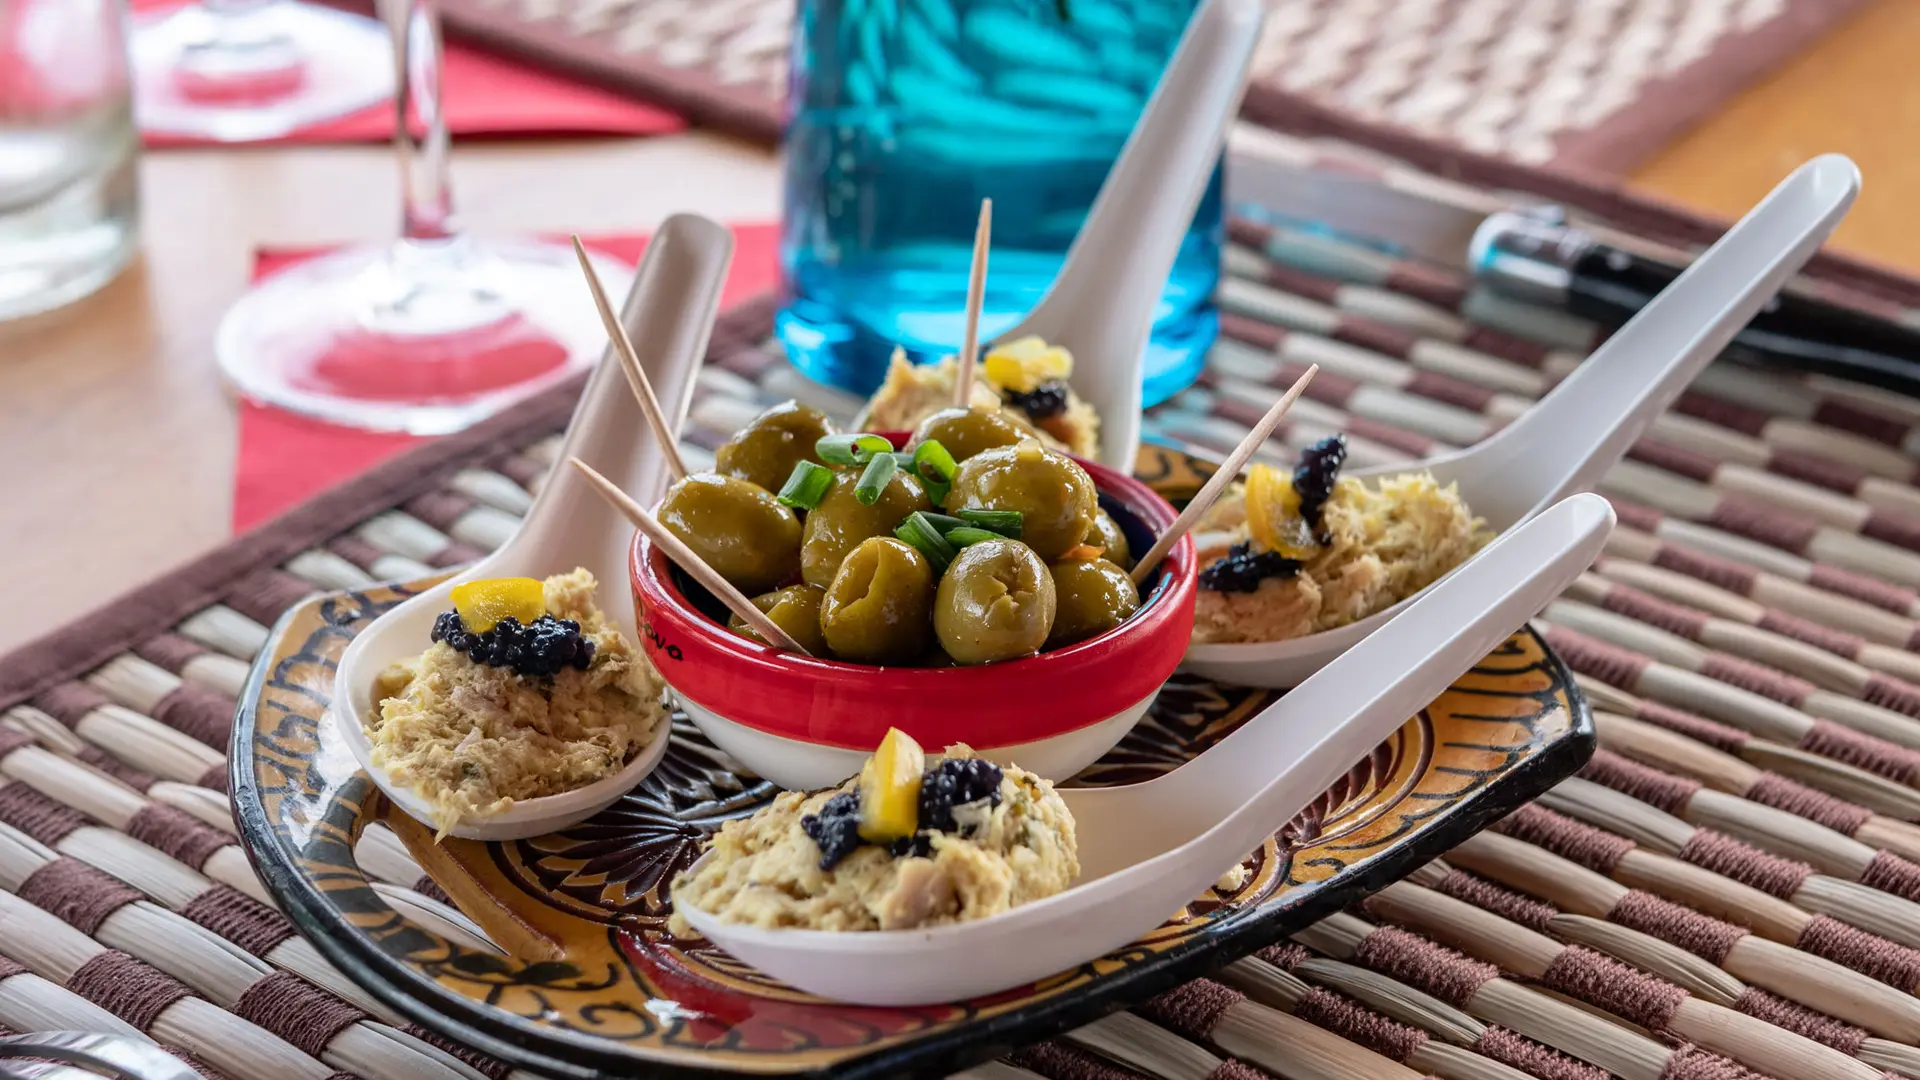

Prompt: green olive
[
  {"left": 658, "top": 473, "right": 801, "bottom": 595},
  {"left": 1045, "top": 558, "right": 1141, "bottom": 649},
  {"left": 1086, "top": 507, "right": 1132, "bottom": 569},
  {"left": 729, "top": 584, "right": 829, "bottom": 656},
  {"left": 934, "top": 539, "right": 1057, "bottom": 665},
  {"left": 714, "top": 400, "right": 837, "bottom": 494},
  {"left": 820, "top": 538, "right": 934, "bottom": 663},
  {"left": 799, "top": 469, "right": 931, "bottom": 589},
  {"left": 908, "top": 406, "right": 1034, "bottom": 463},
  {"left": 946, "top": 439, "right": 1097, "bottom": 561}
]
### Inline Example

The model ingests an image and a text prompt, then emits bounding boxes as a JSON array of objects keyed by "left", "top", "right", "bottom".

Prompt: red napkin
[
  {"left": 133, "top": 0, "right": 683, "bottom": 145},
  {"left": 231, "top": 222, "right": 783, "bottom": 532}
]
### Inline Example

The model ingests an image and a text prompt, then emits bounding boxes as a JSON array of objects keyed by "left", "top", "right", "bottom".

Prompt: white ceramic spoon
[
  {"left": 679, "top": 491, "right": 1615, "bottom": 1005},
  {"left": 1183, "top": 153, "right": 1861, "bottom": 689},
  {"left": 329, "top": 214, "right": 735, "bottom": 841},
  {"left": 995, "top": 0, "right": 1263, "bottom": 471}
]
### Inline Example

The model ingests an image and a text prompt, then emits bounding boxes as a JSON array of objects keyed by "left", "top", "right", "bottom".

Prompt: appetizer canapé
[
  {"left": 368, "top": 569, "right": 665, "bottom": 835},
  {"left": 670, "top": 728, "right": 1078, "bottom": 932},
  {"left": 1193, "top": 437, "right": 1491, "bottom": 643},
  {"left": 857, "top": 336, "right": 1100, "bottom": 459}
]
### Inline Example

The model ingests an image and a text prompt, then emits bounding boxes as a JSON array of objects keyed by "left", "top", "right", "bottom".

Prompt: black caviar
[
  {"left": 800, "top": 792, "right": 864, "bottom": 870},
  {"left": 887, "top": 834, "right": 934, "bottom": 859},
  {"left": 1004, "top": 381, "right": 1069, "bottom": 421},
  {"left": 918, "top": 758, "right": 1005, "bottom": 835},
  {"left": 801, "top": 758, "right": 1007, "bottom": 869},
  {"left": 432, "top": 611, "right": 595, "bottom": 677},
  {"left": 1199, "top": 541, "right": 1302, "bottom": 593},
  {"left": 1292, "top": 435, "right": 1348, "bottom": 537}
]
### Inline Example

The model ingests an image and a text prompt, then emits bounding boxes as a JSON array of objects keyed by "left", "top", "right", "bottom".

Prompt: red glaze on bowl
[{"left": 629, "top": 446, "right": 1196, "bottom": 753}]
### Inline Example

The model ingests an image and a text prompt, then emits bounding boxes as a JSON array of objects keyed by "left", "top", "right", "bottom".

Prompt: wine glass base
[
  {"left": 216, "top": 238, "right": 636, "bottom": 435},
  {"left": 132, "top": 2, "right": 395, "bottom": 142}
]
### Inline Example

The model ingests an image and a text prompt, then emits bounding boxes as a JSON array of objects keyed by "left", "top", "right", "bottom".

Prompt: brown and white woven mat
[
  {"left": 431, "top": 0, "right": 1870, "bottom": 172},
  {"left": 10, "top": 116, "right": 1920, "bottom": 1079}
]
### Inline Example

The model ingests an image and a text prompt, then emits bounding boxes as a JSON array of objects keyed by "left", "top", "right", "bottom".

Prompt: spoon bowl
[
  {"left": 330, "top": 215, "right": 735, "bottom": 841},
  {"left": 1183, "top": 153, "right": 1861, "bottom": 688},
  {"left": 997, "top": 0, "right": 1263, "bottom": 471},
  {"left": 678, "top": 492, "right": 1616, "bottom": 1004}
]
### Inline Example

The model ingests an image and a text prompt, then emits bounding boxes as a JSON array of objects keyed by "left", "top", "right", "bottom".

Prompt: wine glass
[
  {"left": 131, "top": 0, "right": 395, "bottom": 141},
  {"left": 215, "top": 0, "right": 633, "bottom": 435}
]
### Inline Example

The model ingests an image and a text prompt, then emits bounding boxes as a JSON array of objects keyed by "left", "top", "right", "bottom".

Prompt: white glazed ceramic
[
  {"left": 1183, "top": 154, "right": 1862, "bottom": 689},
  {"left": 331, "top": 215, "right": 734, "bottom": 841},
  {"left": 679, "top": 493, "right": 1617, "bottom": 1005},
  {"left": 679, "top": 691, "right": 1156, "bottom": 792},
  {"left": 999, "top": 0, "right": 1263, "bottom": 472}
]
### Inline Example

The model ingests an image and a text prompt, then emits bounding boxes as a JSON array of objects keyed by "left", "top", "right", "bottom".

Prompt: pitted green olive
[
  {"left": 820, "top": 538, "right": 935, "bottom": 663},
  {"left": 658, "top": 473, "right": 801, "bottom": 595},
  {"left": 934, "top": 538, "right": 1057, "bottom": 664}
]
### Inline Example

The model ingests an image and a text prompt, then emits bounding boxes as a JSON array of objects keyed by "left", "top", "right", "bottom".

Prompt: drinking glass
[
  {"left": 131, "top": 0, "right": 394, "bottom": 141},
  {"left": 776, "top": 0, "right": 1222, "bottom": 407},
  {"left": 215, "top": 0, "right": 630, "bottom": 435},
  {"left": 0, "top": 0, "right": 140, "bottom": 320}
]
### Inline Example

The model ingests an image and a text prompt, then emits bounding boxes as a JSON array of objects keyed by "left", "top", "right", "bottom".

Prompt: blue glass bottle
[{"left": 777, "top": 0, "right": 1222, "bottom": 407}]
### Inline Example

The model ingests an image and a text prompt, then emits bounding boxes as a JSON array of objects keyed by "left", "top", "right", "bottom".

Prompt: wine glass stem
[
  {"left": 393, "top": 0, "right": 455, "bottom": 243},
  {"left": 203, "top": 0, "right": 277, "bottom": 15}
]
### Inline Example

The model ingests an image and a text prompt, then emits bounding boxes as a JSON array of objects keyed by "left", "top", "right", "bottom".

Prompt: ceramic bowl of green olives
[{"left": 629, "top": 400, "right": 1197, "bottom": 790}]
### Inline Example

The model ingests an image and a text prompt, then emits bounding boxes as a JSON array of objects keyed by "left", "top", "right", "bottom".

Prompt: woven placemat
[
  {"left": 10, "top": 131, "right": 1920, "bottom": 1080},
  {"left": 427, "top": 0, "right": 1869, "bottom": 172}
]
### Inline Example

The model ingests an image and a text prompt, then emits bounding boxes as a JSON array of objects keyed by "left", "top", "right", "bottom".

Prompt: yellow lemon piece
[
  {"left": 450, "top": 577, "right": 546, "bottom": 633},
  {"left": 857, "top": 726, "right": 926, "bottom": 843},
  {"left": 983, "top": 336, "right": 1074, "bottom": 393},
  {"left": 1243, "top": 464, "right": 1319, "bottom": 560}
]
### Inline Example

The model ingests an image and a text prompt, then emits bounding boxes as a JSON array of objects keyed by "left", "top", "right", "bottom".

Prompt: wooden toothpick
[
  {"left": 1129, "top": 365, "right": 1319, "bottom": 585},
  {"left": 572, "top": 236, "right": 688, "bottom": 481},
  {"left": 569, "top": 457, "right": 812, "bottom": 656},
  {"left": 953, "top": 199, "right": 993, "bottom": 408}
]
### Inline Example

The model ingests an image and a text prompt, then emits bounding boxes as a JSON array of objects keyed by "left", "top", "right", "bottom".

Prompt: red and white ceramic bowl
[{"left": 628, "top": 447, "right": 1196, "bottom": 791}]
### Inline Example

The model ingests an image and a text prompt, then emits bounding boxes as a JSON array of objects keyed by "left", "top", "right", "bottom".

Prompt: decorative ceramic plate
[{"left": 232, "top": 445, "right": 1594, "bottom": 1080}]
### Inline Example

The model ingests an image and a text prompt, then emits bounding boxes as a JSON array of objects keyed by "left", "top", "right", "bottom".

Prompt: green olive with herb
[
  {"left": 908, "top": 406, "right": 1034, "bottom": 464},
  {"left": 800, "top": 470, "right": 930, "bottom": 588},
  {"left": 1086, "top": 507, "right": 1132, "bottom": 568},
  {"left": 1045, "top": 557, "right": 1140, "bottom": 649},
  {"left": 945, "top": 439, "right": 1097, "bottom": 561},
  {"left": 658, "top": 473, "right": 801, "bottom": 595},
  {"left": 729, "top": 584, "right": 829, "bottom": 655},
  {"left": 934, "top": 538, "right": 1057, "bottom": 665},
  {"left": 714, "top": 400, "right": 838, "bottom": 493},
  {"left": 819, "top": 537, "right": 934, "bottom": 663}
]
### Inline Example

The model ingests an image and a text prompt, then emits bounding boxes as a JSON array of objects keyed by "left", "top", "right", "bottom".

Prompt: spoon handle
[
  {"left": 1161, "top": 493, "right": 1615, "bottom": 859},
  {"left": 1002, "top": 0, "right": 1263, "bottom": 470},
  {"left": 1444, "top": 156, "right": 1857, "bottom": 528},
  {"left": 511, "top": 215, "right": 734, "bottom": 570}
]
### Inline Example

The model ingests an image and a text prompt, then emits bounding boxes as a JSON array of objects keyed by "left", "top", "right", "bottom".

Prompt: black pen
[
  {"left": 1224, "top": 132, "right": 1920, "bottom": 399},
  {"left": 1472, "top": 209, "right": 1920, "bottom": 398}
]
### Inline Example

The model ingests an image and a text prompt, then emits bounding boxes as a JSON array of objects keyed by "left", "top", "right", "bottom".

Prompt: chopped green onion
[
  {"left": 912, "top": 439, "right": 958, "bottom": 484},
  {"left": 890, "top": 452, "right": 918, "bottom": 470},
  {"left": 956, "top": 508, "right": 1023, "bottom": 539},
  {"left": 853, "top": 452, "right": 898, "bottom": 506},
  {"left": 776, "top": 460, "right": 835, "bottom": 510},
  {"left": 895, "top": 511, "right": 957, "bottom": 574},
  {"left": 922, "top": 476, "right": 951, "bottom": 508},
  {"left": 944, "top": 526, "right": 1002, "bottom": 547},
  {"left": 816, "top": 433, "right": 892, "bottom": 466},
  {"left": 919, "top": 512, "right": 965, "bottom": 533}
]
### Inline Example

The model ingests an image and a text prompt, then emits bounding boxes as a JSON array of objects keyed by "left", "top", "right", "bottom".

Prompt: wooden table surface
[{"left": 4, "top": 0, "right": 1919, "bottom": 654}]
